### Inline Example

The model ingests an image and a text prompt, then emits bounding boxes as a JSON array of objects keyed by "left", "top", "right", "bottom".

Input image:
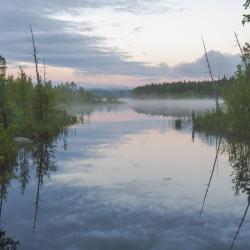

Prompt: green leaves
[
  {"left": 0, "top": 125, "right": 16, "bottom": 166},
  {"left": 0, "top": 56, "right": 6, "bottom": 78},
  {"left": 244, "top": 0, "right": 250, "bottom": 9},
  {"left": 242, "top": 14, "right": 250, "bottom": 25},
  {"left": 243, "top": 1, "right": 250, "bottom": 25}
]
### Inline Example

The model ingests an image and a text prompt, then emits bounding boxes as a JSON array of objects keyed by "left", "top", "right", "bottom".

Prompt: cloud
[
  {"left": 0, "top": 1, "right": 241, "bottom": 85},
  {"left": 1, "top": 0, "right": 176, "bottom": 15},
  {"left": 5, "top": 183, "right": 250, "bottom": 250},
  {"left": 170, "top": 51, "right": 241, "bottom": 79}
]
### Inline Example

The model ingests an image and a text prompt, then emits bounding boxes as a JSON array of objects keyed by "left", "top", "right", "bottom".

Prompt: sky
[{"left": 0, "top": 0, "right": 249, "bottom": 88}]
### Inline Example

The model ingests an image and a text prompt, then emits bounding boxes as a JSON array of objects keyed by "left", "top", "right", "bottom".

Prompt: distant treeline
[
  {"left": 88, "top": 88, "right": 131, "bottom": 98},
  {"left": 132, "top": 77, "right": 234, "bottom": 98},
  {"left": 54, "top": 82, "right": 119, "bottom": 104}
]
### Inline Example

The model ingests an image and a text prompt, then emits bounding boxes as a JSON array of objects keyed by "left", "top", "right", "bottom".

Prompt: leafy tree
[
  {"left": 220, "top": 1, "right": 250, "bottom": 134},
  {"left": 0, "top": 56, "right": 7, "bottom": 78},
  {"left": 0, "top": 56, "right": 8, "bottom": 129},
  {"left": 0, "top": 230, "right": 19, "bottom": 250},
  {"left": 243, "top": 0, "right": 250, "bottom": 25}
]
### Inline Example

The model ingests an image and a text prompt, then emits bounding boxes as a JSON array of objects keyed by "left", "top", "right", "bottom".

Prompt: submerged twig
[
  {"left": 32, "top": 152, "right": 43, "bottom": 233},
  {"left": 199, "top": 137, "right": 222, "bottom": 218},
  {"left": 230, "top": 200, "right": 250, "bottom": 250}
]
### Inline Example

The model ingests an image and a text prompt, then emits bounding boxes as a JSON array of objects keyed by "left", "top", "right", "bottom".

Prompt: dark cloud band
[{"left": 0, "top": 1, "right": 241, "bottom": 82}]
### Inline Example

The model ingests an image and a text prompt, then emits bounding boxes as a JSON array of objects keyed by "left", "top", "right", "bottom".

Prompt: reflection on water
[
  {"left": 1, "top": 99, "right": 250, "bottom": 249},
  {"left": 31, "top": 142, "right": 57, "bottom": 232},
  {"left": 199, "top": 137, "right": 222, "bottom": 218},
  {"left": 224, "top": 138, "right": 250, "bottom": 249},
  {"left": 0, "top": 128, "right": 68, "bottom": 247},
  {"left": 193, "top": 127, "right": 250, "bottom": 249},
  {"left": 130, "top": 98, "right": 223, "bottom": 117}
]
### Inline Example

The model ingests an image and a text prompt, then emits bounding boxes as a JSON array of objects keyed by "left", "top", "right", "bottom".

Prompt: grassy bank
[
  {"left": 0, "top": 56, "right": 122, "bottom": 165},
  {"left": 193, "top": 65, "right": 250, "bottom": 140}
]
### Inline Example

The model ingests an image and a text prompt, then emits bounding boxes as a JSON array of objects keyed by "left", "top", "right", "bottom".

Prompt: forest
[
  {"left": 132, "top": 77, "right": 234, "bottom": 98},
  {"left": 0, "top": 56, "right": 120, "bottom": 136}
]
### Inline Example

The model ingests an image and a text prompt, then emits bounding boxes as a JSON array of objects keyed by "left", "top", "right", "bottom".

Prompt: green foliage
[
  {"left": 52, "top": 82, "right": 120, "bottom": 104},
  {"left": 14, "top": 68, "right": 33, "bottom": 117},
  {"left": 0, "top": 55, "right": 79, "bottom": 142},
  {"left": 0, "top": 229, "right": 19, "bottom": 250},
  {"left": 223, "top": 66, "right": 250, "bottom": 133},
  {"left": 243, "top": 42, "right": 250, "bottom": 62},
  {"left": 0, "top": 57, "right": 118, "bottom": 138},
  {"left": 0, "top": 56, "right": 7, "bottom": 78},
  {"left": 243, "top": 0, "right": 250, "bottom": 25},
  {"left": 193, "top": 111, "right": 228, "bottom": 135},
  {"left": 193, "top": 1, "right": 250, "bottom": 138},
  {"left": 0, "top": 125, "right": 16, "bottom": 167},
  {"left": 224, "top": 138, "right": 250, "bottom": 196},
  {"left": 174, "top": 119, "right": 182, "bottom": 130},
  {"left": 132, "top": 77, "right": 234, "bottom": 98},
  {"left": 32, "top": 83, "right": 55, "bottom": 123},
  {"left": 194, "top": 68, "right": 250, "bottom": 138},
  {"left": 54, "top": 82, "right": 101, "bottom": 104}
]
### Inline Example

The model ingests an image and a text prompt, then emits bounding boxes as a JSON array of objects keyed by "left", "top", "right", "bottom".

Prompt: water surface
[{"left": 2, "top": 99, "right": 250, "bottom": 250}]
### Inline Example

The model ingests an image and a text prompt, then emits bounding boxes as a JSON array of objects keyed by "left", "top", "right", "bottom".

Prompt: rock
[{"left": 14, "top": 137, "right": 33, "bottom": 144}]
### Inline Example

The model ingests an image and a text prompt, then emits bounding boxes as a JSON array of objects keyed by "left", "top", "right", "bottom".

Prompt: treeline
[
  {"left": 0, "top": 55, "right": 121, "bottom": 140},
  {"left": 54, "top": 82, "right": 119, "bottom": 104},
  {"left": 89, "top": 88, "right": 131, "bottom": 98},
  {"left": 0, "top": 60, "right": 76, "bottom": 140},
  {"left": 132, "top": 77, "right": 234, "bottom": 98}
]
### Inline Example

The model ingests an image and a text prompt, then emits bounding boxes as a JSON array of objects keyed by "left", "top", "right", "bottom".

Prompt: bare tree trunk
[
  {"left": 30, "top": 25, "right": 44, "bottom": 122},
  {"left": 234, "top": 31, "right": 248, "bottom": 69},
  {"left": 202, "top": 37, "right": 220, "bottom": 113},
  {"left": 30, "top": 25, "right": 41, "bottom": 85},
  {"left": 0, "top": 79, "right": 8, "bottom": 129},
  {"left": 43, "top": 57, "right": 46, "bottom": 83}
]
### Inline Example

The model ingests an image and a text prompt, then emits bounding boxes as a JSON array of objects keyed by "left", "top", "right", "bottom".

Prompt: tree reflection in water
[
  {"left": 199, "top": 137, "right": 222, "bottom": 218},
  {"left": 224, "top": 138, "right": 250, "bottom": 249},
  {"left": 0, "top": 136, "right": 19, "bottom": 248},
  {"left": 31, "top": 141, "right": 57, "bottom": 232},
  {"left": 0, "top": 127, "right": 69, "bottom": 248},
  {"left": 196, "top": 130, "right": 250, "bottom": 249}
]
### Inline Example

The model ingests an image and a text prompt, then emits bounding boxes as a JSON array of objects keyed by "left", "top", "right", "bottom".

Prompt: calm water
[{"left": 2, "top": 99, "right": 250, "bottom": 250}]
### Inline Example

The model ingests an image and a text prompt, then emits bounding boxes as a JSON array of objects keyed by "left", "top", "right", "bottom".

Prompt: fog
[
  {"left": 61, "top": 98, "right": 223, "bottom": 118},
  {"left": 129, "top": 98, "right": 223, "bottom": 117}
]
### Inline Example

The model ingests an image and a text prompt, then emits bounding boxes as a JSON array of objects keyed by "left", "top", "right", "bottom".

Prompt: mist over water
[
  {"left": 2, "top": 99, "right": 250, "bottom": 250},
  {"left": 129, "top": 98, "right": 221, "bottom": 117}
]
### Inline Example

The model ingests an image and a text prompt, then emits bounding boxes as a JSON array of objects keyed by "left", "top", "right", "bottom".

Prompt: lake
[{"left": 1, "top": 99, "right": 250, "bottom": 250}]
